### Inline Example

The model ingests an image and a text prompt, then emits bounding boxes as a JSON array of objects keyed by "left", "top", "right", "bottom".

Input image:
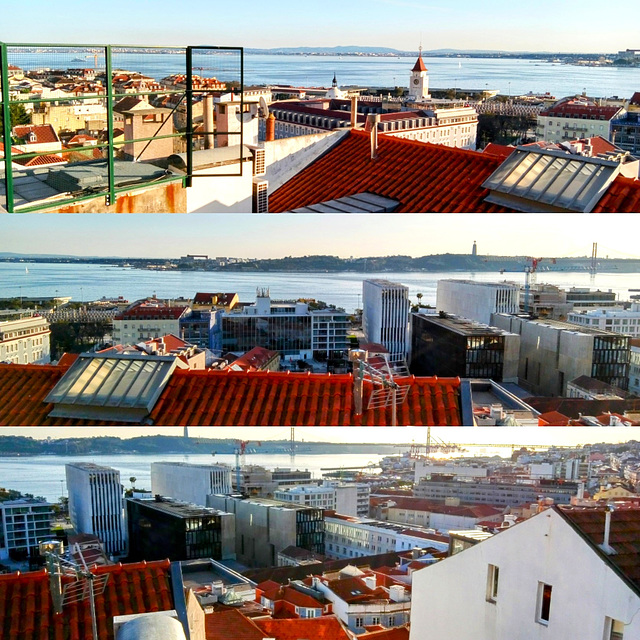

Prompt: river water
[
  {"left": 7, "top": 51, "right": 640, "bottom": 99},
  {"left": 1, "top": 262, "right": 639, "bottom": 313}
]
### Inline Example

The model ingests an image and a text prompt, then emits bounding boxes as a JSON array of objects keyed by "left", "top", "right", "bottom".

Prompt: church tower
[{"left": 409, "top": 47, "right": 430, "bottom": 101}]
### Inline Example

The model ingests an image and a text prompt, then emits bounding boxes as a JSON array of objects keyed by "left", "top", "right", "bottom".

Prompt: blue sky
[
  {"left": 0, "top": 0, "right": 632, "bottom": 53},
  {"left": 1, "top": 214, "right": 639, "bottom": 260}
]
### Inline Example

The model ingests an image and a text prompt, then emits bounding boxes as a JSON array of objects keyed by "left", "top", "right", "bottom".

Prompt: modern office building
[
  {"left": 274, "top": 482, "right": 370, "bottom": 517},
  {"left": 207, "top": 495, "right": 324, "bottom": 568},
  {"left": 324, "top": 513, "right": 449, "bottom": 560},
  {"left": 436, "top": 280, "right": 519, "bottom": 325},
  {"left": 221, "top": 289, "right": 348, "bottom": 360},
  {"left": 0, "top": 313, "right": 51, "bottom": 364},
  {"left": 0, "top": 498, "right": 54, "bottom": 560},
  {"left": 567, "top": 303, "right": 640, "bottom": 337},
  {"left": 629, "top": 339, "right": 640, "bottom": 395},
  {"left": 151, "top": 462, "right": 233, "bottom": 507},
  {"left": 362, "top": 279, "right": 410, "bottom": 357},
  {"left": 410, "top": 313, "right": 519, "bottom": 381},
  {"left": 565, "top": 288, "right": 618, "bottom": 309},
  {"left": 126, "top": 496, "right": 235, "bottom": 562},
  {"left": 491, "top": 314, "right": 630, "bottom": 396},
  {"left": 611, "top": 93, "right": 640, "bottom": 155},
  {"left": 413, "top": 477, "right": 578, "bottom": 507},
  {"left": 65, "top": 463, "right": 126, "bottom": 555}
]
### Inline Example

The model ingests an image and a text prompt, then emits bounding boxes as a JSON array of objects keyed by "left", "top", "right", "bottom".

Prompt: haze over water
[
  {"left": 9, "top": 52, "right": 640, "bottom": 98},
  {"left": 1, "top": 262, "right": 639, "bottom": 313}
]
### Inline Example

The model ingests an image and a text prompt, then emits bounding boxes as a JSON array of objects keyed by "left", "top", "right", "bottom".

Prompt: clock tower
[{"left": 409, "top": 47, "right": 430, "bottom": 101}]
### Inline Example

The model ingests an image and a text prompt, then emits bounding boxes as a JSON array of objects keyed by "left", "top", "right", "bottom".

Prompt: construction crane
[
  {"left": 523, "top": 256, "right": 556, "bottom": 313},
  {"left": 234, "top": 440, "right": 261, "bottom": 492}
]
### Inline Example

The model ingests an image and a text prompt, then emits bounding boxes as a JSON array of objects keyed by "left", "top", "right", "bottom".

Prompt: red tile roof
[
  {"left": 205, "top": 608, "right": 266, "bottom": 640},
  {"left": 592, "top": 176, "right": 640, "bottom": 213},
  {"left": 538, "top": 410, "right": 571, "bottom": 426},
  {"left": 0, "top": 560, "right": 173, "bottom": 640},
  {"left": 150, "top": 370, "right": 461, "bottom": 426},
  {"left": 259, "top": 584, "right": 324, "bottom": 609},
  {"left": 630, "top": 92, "right": 640, "bottom": 107},
  {"left": 193, "top": 292, "right": 237, "bottom": 306},
  {"left": 374, "top": 495, "right": 502, "bottom": 519},
  {"left": 412, "top": 56, "right": 427, "bottom": 72},
  {"left": 0, "top": 364, "right": 461, "bottom": 426},
  {"left": 15, "top": 154, "right": 65, "bottom": 167},
  {"left": 255, "top": 617, "right": 351, "bottom": 640},
  {"left": 558, "top": 506, "right": 640, "bottom": 593},
  {"left": 482, "top": 143, "right": 515, "bottom": 160},
  {"left": 230, "top": 346, "right": 279, "bottom": 372},
  {"left": 361, "top": 626, "right": 410, "bottom": 640},
  {"left": 325, "top": 576, "right": 388, "bottom": 603},
  {"left": 115, "top": 303, "right": 188, "bottom": 320},
  {"left": 13, "top": 124, "right": 59, "bottom": 144},
  {"left": 540, "top": 103, "right": 621, "bottom": 120},
  {"left": 269, "top": 129, "right": 510, "bottom": 213}
]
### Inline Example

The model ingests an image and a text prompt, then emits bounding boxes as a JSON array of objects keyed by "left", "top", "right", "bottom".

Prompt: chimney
[
  {"left": 265, "top": 113, "right": 276, "bottom": 142},
  {"left": 363, "top": 575, "right": 376, "bottom": 589},
  {"left": 599, "top": 504, "right": 617, "bottom": 555},
  {"left": 577, "top": 482, "right": 585, "bottom": 499},
  {"left": 368, "top": 113, "right": 380, "bottom": 159},
  {"left": 350, "top": 95, "right": 358, "bottom": 129},
  {"left": 203, "top": 94, "right": 215, "bottom": 149}
]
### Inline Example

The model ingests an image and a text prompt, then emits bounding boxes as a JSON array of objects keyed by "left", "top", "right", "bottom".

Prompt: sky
[
  {"left": 2, "top": 214, "right": 640, "bottom": 260},
  {"left": 0, "top": 0, "right": 633, "bottom": 53},
  {"left": 4, "top": 427, "right": 640, "bottom": 447}
]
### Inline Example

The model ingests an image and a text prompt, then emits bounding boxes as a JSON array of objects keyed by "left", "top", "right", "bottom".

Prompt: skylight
[
  {"left": 288, "top": 192, "right": 399, "bottom": 213},
  {"left": 45, "top": 353, "right": 177, "bottom": 423},
  {"left": 482, "top": 147, "right": 623, "bottom": 212}
]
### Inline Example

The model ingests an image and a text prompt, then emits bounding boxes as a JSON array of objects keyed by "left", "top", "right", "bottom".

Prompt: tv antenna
[
  {"left": 349, "top": 350, "right": 410, "bottom": 426},
  {"left": 40, "top": 540, "right": 110, "bottom": 640}
]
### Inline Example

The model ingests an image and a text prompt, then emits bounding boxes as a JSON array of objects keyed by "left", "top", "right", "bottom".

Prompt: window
[
  {"left": 536, "top": 582, "right": 552, "bottom": 624},
  {"left": 605, "top": 618, "right": 624, "bottom": 640},
  {"left": 486, "top": 564, "right": 499, "bottom": 602},
  {"left": 355, "top": 618, "right": 364, "bottom": 628}
]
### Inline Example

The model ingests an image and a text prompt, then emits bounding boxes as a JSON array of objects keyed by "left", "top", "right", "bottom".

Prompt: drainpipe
[{"left": 599, "top": 504, "right": 617, "bottom": 555}]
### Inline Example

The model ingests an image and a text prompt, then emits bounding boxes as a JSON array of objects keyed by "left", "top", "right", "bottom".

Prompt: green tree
[{"left": 0, "top": 103, "right": 31, "bottom": 138}]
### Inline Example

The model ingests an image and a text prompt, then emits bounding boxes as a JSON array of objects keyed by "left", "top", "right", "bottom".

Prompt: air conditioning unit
[
  {"left": 253, "top": 178, "right": 268, "bottom": 213},
  {"left": 247, "top": 145, "right": 266, "bottom": 176}
]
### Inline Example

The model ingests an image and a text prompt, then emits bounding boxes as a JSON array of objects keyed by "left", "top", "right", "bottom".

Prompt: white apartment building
[
  {"left": 324, "top": 513, "right": 448, "bottom": 560},
  {"left": 150, "top": 461, "right": 233, "bottom": 506},
  {"left": 274, "top": 482, "right": 370, "bottom": 517},
  {"left": 437, "top": 280, "right": 519, "bottom": 326},
  {"left": 536, "top": 96, "right": 624, "bottom": 143},
  {"left": 567, "top": 304, "right": 640, "bottom": 337},
  {"left": 409, "top": 506, "right": 640, "bottom": 640},
  {"left": 112, "top": 299, "right": 190, "bottom": 346},
  {"left": 0, "top": 498, "right": 54, "bottom": 560},
  {"left": 362, "top": 279, "right": 410, "bottom": 357},
  {"left": 0, "top": 314, "right": 51, "bottom": 364},
  {"left": 65, "top": 463, "right": 126, "bottom": 555},
  {"left": 414, "top": 461, "right": 489, "bottom": 484}
]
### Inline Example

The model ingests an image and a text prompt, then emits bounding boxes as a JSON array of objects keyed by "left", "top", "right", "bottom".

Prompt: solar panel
[
  {"left": 482, "top": 147, "right": 622, "bottom": 212},
  {"left": 45, "top": 353, "right": 177, "bottom": 423}
]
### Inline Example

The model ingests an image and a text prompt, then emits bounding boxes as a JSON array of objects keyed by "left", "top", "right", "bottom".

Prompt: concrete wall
[
  {"left": 409, "top": 509, "right": 640, "bottom": 640},
  {"left": 502, "top": 333, "right": 520, "bottom": 382},
  {"left": 187, "top": 159, "right": 254, "bottom": 213},
  {"left": 264, "top": 130, "right": 348, "bottom": 193},
  {"left": 415, "top": 462, "right": 488, "bottom": 483},
  {"left": 151, "top": 463, "right": 232, "bottom": 507}
]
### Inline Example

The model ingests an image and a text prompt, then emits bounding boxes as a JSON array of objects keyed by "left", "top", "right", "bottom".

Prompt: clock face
[{"left": 413, "top": 79, "right": 420, "bottom": 85}]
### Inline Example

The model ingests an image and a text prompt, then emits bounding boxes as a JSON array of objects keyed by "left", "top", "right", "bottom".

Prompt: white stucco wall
[{"left": 410, "top": 509, "right": 640, "bottom": 640}]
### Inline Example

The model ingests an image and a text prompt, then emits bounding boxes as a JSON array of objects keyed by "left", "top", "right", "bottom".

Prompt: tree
[
  {"left": 0, "top": 103, "right": 31, "bottom": 138},
  {"left": 129, "top": 476, "right": 137, "bottom": 489}
]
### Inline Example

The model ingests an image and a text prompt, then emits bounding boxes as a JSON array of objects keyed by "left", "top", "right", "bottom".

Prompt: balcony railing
[{"left": 1, "top": 41, "right": 243, "bottom": 212}]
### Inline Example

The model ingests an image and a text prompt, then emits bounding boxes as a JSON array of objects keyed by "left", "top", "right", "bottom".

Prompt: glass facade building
[{"left": 222, "top": 314, "right": 311, "bottom": 355}]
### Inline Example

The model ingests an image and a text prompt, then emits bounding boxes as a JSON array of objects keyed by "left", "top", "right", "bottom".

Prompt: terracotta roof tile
[
  {"left": 0, "top": 560, "right": 173, "bottom": 640},
  {"left": 412, "top": 56, "right": 427, "bottom": 72},
  {"left": 13, "top": 124, "right": 59, "bottom": 144},
  {"left": 558, "top": 506, "right": 640, "bottom": 592},
  {"left": 361, "top": 626, "right": 410, "bottom": 640},
  {"left": 269, "top": 129, "right": 510, "bottom": 213},
  {"left": 255, "top": 616, "right": 351, "bottom": 640},
  {"left": 0, "top": 364, "right": 461, "bottom": 426},
  {"left": 205, "top": 608, "right": 265, "bottom": 640},
  {"left": 592, "top": 176, "right": 640, "bottom": 213}
]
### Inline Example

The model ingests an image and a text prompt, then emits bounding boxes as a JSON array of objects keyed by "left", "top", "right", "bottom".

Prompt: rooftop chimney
[
  {"left": 368, "top": 114, "right": 380, "bottom": 159},
  {"left": 350, "top": 96, "right": 358, "bottom": 129},
  {"left": 265, "top": 113, "right": 276, "bottom": 142},
  {"left": 599, "top": 504, "right": 617, "bottom": 555}
]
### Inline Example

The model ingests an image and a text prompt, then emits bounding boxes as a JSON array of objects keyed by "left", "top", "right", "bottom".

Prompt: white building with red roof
[
  {"left": 536, "top": 96, "right": 625, "bottom": 144},
  {"left": 408, "top": 49, "right": 430, "bottom": 102},
  {"left": 112, "top": 298, "right": 191, "bottom": 345}
]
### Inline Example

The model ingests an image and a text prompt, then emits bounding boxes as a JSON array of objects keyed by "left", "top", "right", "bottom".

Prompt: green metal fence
[{"left": 0, "top": 42, "right": 243, "bottom": 212}]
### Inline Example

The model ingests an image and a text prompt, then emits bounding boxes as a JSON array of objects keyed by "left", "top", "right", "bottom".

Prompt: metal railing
[{"left": 0, "top": 42, "right": 243, "bottom": 212}]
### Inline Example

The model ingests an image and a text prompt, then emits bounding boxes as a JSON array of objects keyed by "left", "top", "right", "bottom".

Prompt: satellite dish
[{"left": 259, "top": 96, "right": 269, "bottom": 119}]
